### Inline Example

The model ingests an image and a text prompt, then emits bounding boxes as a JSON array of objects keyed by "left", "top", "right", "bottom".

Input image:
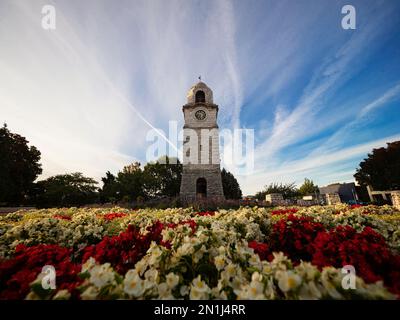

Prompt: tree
[
  {"left": 117, "top": 162, "right": 145, "bottom": 202},
  {"left": 354, "top": 141, "right": 400, "bottom": 190},
  {"left": 99, "top": 171, "right": 119, "bottom": 203},
  {"left": 143, "top": 156, "right": 182, "bottom": 198},
  {"left": 255, "top": 182, "right": 299, "bottom": 200},
  {"left": 298, "top": 178, "right": 319, "bottom": 197},
  {"left": 221, "top": 168, "right": 242, "bottom": 199},
  {"left": 35, "top": 173, "right": 98, "bottom": 207},
  {"left": 0, "top": 124, "right": 42, "bottom": 205}
]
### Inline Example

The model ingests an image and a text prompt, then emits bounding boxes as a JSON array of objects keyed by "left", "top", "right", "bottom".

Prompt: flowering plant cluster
[
  {"left": 271, "top": 208, "right": 299, "bottom": 215},
  {"left": 0, "top": 204, "right": 399, "bottom": 300}
]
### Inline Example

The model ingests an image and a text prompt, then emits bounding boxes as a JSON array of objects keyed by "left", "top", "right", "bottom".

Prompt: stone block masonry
[
  {"left": 180, "top": 81, "right": 224, "bottom": 200},
  {"left": 391, "top": 191, "right": 400, "bottom": 211}
]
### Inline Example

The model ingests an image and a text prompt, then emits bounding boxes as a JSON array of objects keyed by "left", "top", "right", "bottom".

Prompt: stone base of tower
[{"left": 180, "top": 164, "right": 224, "bottom": 201}]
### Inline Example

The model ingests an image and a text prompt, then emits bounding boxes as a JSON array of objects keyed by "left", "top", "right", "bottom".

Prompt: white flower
[
  {"left": 230, "top": 277, "right": 242, "bottom": 291},
  {"left": 214, "top": 255, "right": 225, "bottom": 271},
  {"left": 158, "top": 282, "right": 169, "bottom": 295},
  {"left": 248, "top": 281, "right": 265, "bottom": 300},
  {"left": 192, "top": 275, "right": 209, "bottom": 293},
  {"left": 89, "top": 263, "right": 115, "bottom": 288},
  {"left": 189, "top": 276, "right": 210, "bottom": 300},
  {"left": 148, "top": 245, "right": 163, "bottom": 265},
  {"left": 193, "top": 249, "right": 204, "bottom": 263},
  {"left": 81, "top": 286, "right": 99, "bottom": 300},
  {"left": 135, "top": 259, "right": 148, "bottom": 276},
  {"left": 251, "top": 271, "right": 263, "bottom": 282},
  {"left": 166, "top": 272, "right": 180, "bottom": 289},
  {"left": 144, "top": 269, "right": 159, "bottom": 283},
  {"left": 123, "top": 270, "right": 145, "bottom": 298},
  {"left": 52, "top": 289, "right": 71, "bottom": 300},
  {"left": 190, "top": 287, "right": 205, "bottom": 300},
  {"left": 277, "top": 270, "right": 302, "bottom": 293},
  {"left": 298, "top": 281, "right": 322, "bottom": 300},
  {"left": 180, "top": 285, "right": 189, "bottom": 296},
  {"left": 248, "top": 254, "right": 261, "bottom": 268},
  {"left": 81, "top": 257, "right": 96, "bottom": 273},
  {"left": 224, "top": 263, "right": 236, "bottom": 279},
  {"left": 320, "top": 267, "right": 343, "bottom": 299}
]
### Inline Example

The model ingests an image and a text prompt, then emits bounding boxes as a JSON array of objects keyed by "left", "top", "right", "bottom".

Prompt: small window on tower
[
  {"left": 186, "top": 149, "right": 190, "bottom": 157},
  {"left": 195, "top": 90, "right": 206, "bottom": 103},
  {"left": 185, "top": 136, "right": 190, "bottom": 142}
]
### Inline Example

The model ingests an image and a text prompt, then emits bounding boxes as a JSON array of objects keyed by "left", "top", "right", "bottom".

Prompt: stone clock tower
[{"left": 180, "top": 81, "right": 224, "bottom": 200}]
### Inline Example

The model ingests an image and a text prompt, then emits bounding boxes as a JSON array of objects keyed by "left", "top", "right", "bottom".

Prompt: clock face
[{"left": 195, "top": 110, "right": 206, "bottom": 121}]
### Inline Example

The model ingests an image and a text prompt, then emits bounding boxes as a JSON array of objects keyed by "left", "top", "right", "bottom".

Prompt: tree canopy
[
  {"left": 221, "top": 168, "right": 242, "bottom": 199},
  {"left": 35, "top": 172, "right": 98, "bottom": 207},
  {"left": 100, "top": 157, "right": 242, "bottom": 203},
  {"left": 298, "top": 178, "right": 319, "bottom": 196},
  {"left": 354, "top": 141, "right": 400, "bottom": 190},
  {"left": 255, "top": 182, "right": 299, "bottom": 200},
  {"left": 100, "top": 156, "right": 182, "bottom": 203},
  {"left": 143, "top": 157, "right": 182, "bottom": 198},
  {"left": 0, "top": 124, "right": 42, "bottom": 205}
]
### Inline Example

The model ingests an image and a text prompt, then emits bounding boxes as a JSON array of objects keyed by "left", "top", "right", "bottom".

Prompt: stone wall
[
  {"left": 326, "top": 193, "right": 341, "bottom": 205},
  {"left": 180, "top": 164, "right": 224, "bottom": 201},
  {"left": 265, "top": 193, "right": 284, "bottom": 205},
  {"left": 391, "top": 191, "right": 400, "bottom": 211}
]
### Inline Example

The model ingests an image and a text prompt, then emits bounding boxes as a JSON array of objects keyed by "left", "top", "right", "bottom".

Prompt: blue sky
[{"left": 1, "top": 0, "right": 400, "bottom": 195}]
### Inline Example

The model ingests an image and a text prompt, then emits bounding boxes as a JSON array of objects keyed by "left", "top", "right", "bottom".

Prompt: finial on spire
[{"left": 198, "top": 75, "right": 201, "bottom": 81}]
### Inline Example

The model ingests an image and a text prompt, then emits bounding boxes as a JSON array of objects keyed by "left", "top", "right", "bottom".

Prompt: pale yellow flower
[
  {"left": 192, "top": 275, "right": 209, "bottom": 293},
  {"left": 277, "top": 270, "right": 302, "bottom": 293},
  {"left": 81, "top": 286, "right": 99, "bottom": 300},
  {"left": 166, "top": 272, "right": 180, "bottom": 289},
  {"left": 214, "top": 255, "right": 225, "bottom": 271},
  {"left": 123, "top": 270, "right": 145, "bottom": 298}
]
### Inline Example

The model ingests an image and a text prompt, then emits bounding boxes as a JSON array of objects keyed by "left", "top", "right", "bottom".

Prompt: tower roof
[{"left": 186, "top": 81, "right": 214, "bottom": 104}]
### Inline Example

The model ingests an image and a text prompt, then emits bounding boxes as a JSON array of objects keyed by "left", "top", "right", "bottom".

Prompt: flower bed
[{"left": 0, "top": 204, "right": 399, "bottom": 300}]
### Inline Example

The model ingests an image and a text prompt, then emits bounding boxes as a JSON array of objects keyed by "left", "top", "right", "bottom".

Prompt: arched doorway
[
  {"left": 195, "top": 90, "right": 206, "bottom": 103},
  {"left": 196, "top": 178, "right": 207, "bottom": 198}
]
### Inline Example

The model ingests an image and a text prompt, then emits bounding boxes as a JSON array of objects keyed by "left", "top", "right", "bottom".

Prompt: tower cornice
[{"left": 182, "top": 103, "right": 219, "bottom": 112}]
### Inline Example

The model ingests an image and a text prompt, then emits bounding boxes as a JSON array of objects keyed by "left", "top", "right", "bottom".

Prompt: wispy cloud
[
  {"left": 240, "top": 133, "right": 400, "bottom": 194},
  {"left": 1, "top": 0, "right": 399, "bottom": 195}
]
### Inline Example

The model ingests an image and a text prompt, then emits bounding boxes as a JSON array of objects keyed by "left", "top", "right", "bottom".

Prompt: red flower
[
  {"left": 312, "top": 225, "right": 400, "bottom": 296},
  {"left": 269, "top": 214, "right": 325, "bottom": 262},
  {"left": 197, "top": 211, "right": 215, "bottom": 217},
  {"left": 248, "top": 241, "right": 271, "bottom": 261},
  {"left": 82, "top": 221, "right": 165, "bottom": 274},
  {"left": 166, "top": 220, "right": 197, "bottom": 235},
  {"left": 0, "top": 220, "right": 168, "bottom": 299},
  {"left": 53, "top": 214, "right": 72, "bottom": 221},
  {"left": 271, "top": 208, "right": 299, "bottom": 215},
  {"left": 0, "top": 244, "right": 82, "bottom": 300},
  {"left": 102, "top": 212, "right": 127, "bottom": 221}
]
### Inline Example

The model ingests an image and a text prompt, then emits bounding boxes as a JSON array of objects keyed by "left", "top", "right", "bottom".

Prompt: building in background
[{"left": 319, "top": 182, "right": 358, "bottom": 204}]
